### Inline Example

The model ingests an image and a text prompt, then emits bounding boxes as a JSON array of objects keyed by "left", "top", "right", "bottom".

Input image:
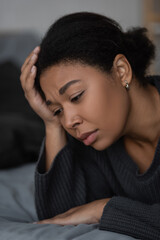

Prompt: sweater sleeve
[
  {"left": 35, "top": 135, "right": 113, "bottom": 221},
  {"left": 99, "top": 196, "right": 160, "bottom": 240}
]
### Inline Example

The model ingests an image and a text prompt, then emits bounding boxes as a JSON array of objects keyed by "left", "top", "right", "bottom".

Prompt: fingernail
[
  {"left": 31, "top": 54, "right": 37, "bottom": 61},
  {"left": 31, "top": 66, "right": 36, "bottom": 73},
  {"left": 33, "top": 46, "right": 40, "bottom": 53}
]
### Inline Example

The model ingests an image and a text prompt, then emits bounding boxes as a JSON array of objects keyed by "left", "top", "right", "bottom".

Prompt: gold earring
[{"left": 124, "top": 80, "right": 129, "bottom": 90}]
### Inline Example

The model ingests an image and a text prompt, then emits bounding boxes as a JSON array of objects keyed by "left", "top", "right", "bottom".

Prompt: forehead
[
  {"left": 39, "top": 62, "right": 113, "bottom": 101},
  {"left": 39, "top": 63, "right": 89, "bottom": 100},
  {"left": 40, "top": 63, "right": 104, "bottom": 90},
  {"left": 40, "top": 63, "right": 84, "bottom": 87}
]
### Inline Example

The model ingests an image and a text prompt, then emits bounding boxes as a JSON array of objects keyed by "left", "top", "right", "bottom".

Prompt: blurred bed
[
  {"left": 0, "top": 32, "right": 137, "bottom": 240},
  {"left": 0, "top": 162, "right": 137, "bottom": 240}
]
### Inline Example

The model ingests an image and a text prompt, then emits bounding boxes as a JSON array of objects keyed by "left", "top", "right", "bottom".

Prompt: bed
[{"left": 0, "top": 162, "right": 137, "bottom": 240}]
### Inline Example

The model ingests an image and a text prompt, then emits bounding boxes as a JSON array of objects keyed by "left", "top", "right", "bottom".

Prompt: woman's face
[{"left": 40, "top": 62, "right": 130, "bottom": 150}]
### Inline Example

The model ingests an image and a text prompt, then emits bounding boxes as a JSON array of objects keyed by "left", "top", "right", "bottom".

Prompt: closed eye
[
  {"left": 71, "top": 91, "right": 85, "bottom": 102},
  {"left": 53, "top": 91, "right": 85, "bottom": 116},
  {"left": 53, "top": 108, "right": 63, "bottom": 116}
]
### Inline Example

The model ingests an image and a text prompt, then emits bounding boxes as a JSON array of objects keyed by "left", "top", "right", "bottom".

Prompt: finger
[
  {"left": 35, "top": 210, "right": 72, "bottom": 224},
  {"left": 21, "top": 46, "right": 40, "bottom": 73},
  {"left": 20, "top": 54, "right": 38, "bottom": 90},
  {"left": 23, "top": 65, "right": 37, "bottom": 96},
  {"left": 22, "top": 52, "right": 38, "bottom": 78},
  {"left": 53, "top": 207, "right": 78, "bottom": 218},
  {"left": 36, "top": 216, "right": 72, "bottom": 225},
  {"left": 36, "top": 217, "right": 58, "bottom": 225},
  {"left": 35, "top": 207, "right": 79, "bottom": 225},
  {"left": 21, "top": 46, "right": 40, "bottom": 72}
]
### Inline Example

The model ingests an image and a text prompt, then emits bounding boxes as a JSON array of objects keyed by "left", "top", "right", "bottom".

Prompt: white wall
[{"left": 0, "top": 0, "right": 143, "bottom": 37}]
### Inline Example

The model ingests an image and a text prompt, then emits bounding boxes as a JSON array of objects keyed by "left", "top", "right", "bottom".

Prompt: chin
[
  {"left": 91, "top": 132, "right": 121, "bottom": 150},
  {"left": 91, "top": 138, "right": 113, "bottom": 151}
]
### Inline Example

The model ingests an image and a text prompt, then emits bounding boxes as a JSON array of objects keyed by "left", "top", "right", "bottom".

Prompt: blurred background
[
  {"left": 0, "top": 0, "right": 160, "bottom": 72},
  {"left": 0, "top": 0, "right": 159, "bottom": 168}
]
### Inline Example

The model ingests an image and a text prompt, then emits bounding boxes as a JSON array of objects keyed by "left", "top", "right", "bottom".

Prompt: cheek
[
  {"left": 104, "top": 92, "right": 130, "bottom": 145},
  {"left": 92, "top": 91, "right": 130, "bottom": 150},
  {"left": 89, "top": 87, "right": 129, "bottom": 131},
  {"left": 79, "top": 88, "right": 112, "bottom": 124}
]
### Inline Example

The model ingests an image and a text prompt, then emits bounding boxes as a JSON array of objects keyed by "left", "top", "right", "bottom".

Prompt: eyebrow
[
  {"left": 59, "top": 79, "right": 81, "bottom": 95},
  {"left": 46, "top": 79, "right": 81, "bottom": 106}
]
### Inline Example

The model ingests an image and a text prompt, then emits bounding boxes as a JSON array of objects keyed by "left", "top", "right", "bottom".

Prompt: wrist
[
  {"left": 45, "top": 124, "right": 67, "bottom": 146},
  {"left": 45, "top": 121, "right": 63, "bottom": 134},
  {"left": 44, "top": 123, "right": 67, "bottom": 171},
  {"left": 94, "top": 198, "right": 111, "bottom": 222}
]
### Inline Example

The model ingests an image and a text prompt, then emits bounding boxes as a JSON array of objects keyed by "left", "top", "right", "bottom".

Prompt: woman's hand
[
  {"left": 20, "top": 46, "right": 60, "bottom": 127},
  {"left": 20, "top": 47, "right": 67, "bottom": 171},
  {"left": 36, "top": 198, "right": 110, "bottom": 226}
]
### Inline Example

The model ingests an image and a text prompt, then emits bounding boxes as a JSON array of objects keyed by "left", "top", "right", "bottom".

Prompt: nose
[{"left": 63, "top": 108, "right": 82, "bottom": 129}]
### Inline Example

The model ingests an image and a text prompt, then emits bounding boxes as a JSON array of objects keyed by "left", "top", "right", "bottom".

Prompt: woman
[{"left": 20, "top": 12, "right": 160, "bottom": 240}]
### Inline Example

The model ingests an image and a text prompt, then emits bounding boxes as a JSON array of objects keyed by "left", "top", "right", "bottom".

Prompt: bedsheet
[{"left": 0, "top": 163, "right": 137, "bottom": 240}]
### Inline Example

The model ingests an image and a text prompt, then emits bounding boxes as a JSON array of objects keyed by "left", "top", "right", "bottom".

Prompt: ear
[{"left": 113, "top": 54, "right": 132, "bottom": 87}]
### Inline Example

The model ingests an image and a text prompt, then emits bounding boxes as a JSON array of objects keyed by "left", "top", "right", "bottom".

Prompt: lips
[
  {"left": 78, "top": 129, "right": 98, "bottom": 141},
  {"left": 77, "top": 129, "right": 99, "bottom": 146}
]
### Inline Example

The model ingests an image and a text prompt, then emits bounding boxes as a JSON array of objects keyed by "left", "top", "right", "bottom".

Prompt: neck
[{"left": 124, "top": 78, "right": 160, "bottom": 147}]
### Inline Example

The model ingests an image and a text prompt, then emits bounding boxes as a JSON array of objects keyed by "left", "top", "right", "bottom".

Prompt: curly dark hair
[{"left": 35, "top": 12, "right": 155, "bottom": 95}]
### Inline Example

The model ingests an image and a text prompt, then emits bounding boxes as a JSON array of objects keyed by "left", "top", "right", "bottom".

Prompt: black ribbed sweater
[{"left": 35, "top": 76, "right": 160, "bottom": 240}]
